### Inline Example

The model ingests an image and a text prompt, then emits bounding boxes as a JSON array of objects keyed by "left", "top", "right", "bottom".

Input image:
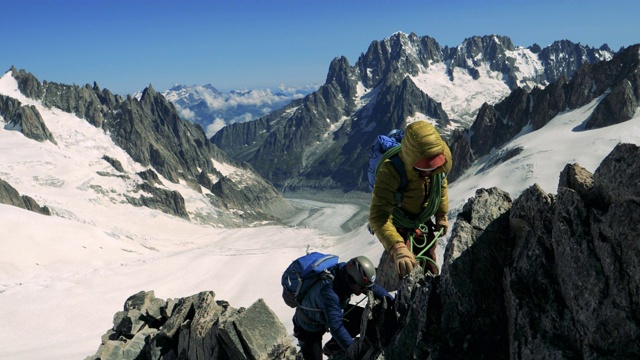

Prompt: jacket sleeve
[
  {"left": 369, "top": 161, "right": 405, "bottom": 251},
  {"left": 319, "top": 284, "right": 352, "bottom": 350},
  {"left": 371, "top": 283, "right": 393, "bottom": 300}
]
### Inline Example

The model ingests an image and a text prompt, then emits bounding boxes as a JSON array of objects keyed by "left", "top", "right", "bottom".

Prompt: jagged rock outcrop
[
  {"left": 0, "top": 177, "right": 50, "bottom": 215},
  {"left": 340, "top": 143, "right": 640, "bottom": 359},
  {"left": 102, "top": 155, "right": 125, "bottom": 173},
  {"left": 446, "top": 35, "right": 518, "bottom": 86},
  {"left": 137, "top": 169, "right": 164, "bottom": 186},
  {"left": 211, "top": 33, "right": 613, "bottom": 192},
  {"left": 6, "top": 68, "right": 292, "bottom": 225},
  {"left": 126, "top": 182, "right": 189, "bottom": 219},
  {"left": 538, "top": 40, "right": 614, "bottom": 86},
  {"left": 449, "top": 44, "right": 639, "bottom": 182},
  {"left": 0, "top": 92, "right": 56, "bottom": 144},
  {"left": 446, "top": 129, "right": 474, "bottom": 181},
  {"left": 87, "top": 291, "right": 296, "bottom": 360}
]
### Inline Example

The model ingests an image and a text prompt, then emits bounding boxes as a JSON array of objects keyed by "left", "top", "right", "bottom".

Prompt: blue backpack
[
  {"left": 367, "top": 130, "right": 408, "bottom": 194},
  {"left": 281, "top": 252, "right": 339, "bottom": 308}
]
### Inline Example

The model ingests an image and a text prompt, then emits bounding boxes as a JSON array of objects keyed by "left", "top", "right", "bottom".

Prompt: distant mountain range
[
  {"left": 1, "top": 32, "right": 636, "bottom": 227},
  {"left": 0, "top": 68, "right": 294, "bottom": 227},
  {"left": 209, "top": 32, "right": 628, "bottom": 192},
  {"left": 139, "top": 83, "right": 319, "bottom": 137}
]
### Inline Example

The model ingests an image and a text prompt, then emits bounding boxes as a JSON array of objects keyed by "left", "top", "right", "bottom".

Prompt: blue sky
[{"left": 3, "top": 0, "right": 638, "bottom": 96}]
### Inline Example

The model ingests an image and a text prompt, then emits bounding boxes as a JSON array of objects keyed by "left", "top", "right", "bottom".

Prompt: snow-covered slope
[
  {"left": 448, "top": 98, "right": 640, "bottom": 213},
  {"left": 411, "top": 61, "right": 512, "bottom": 126}
]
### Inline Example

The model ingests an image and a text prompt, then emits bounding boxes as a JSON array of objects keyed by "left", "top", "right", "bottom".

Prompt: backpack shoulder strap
[
  {"left": 389, "top": 155, "right": 408, "bottom": 192},
  {"left": 374, "top": 144, "right": 408, "bottom": 204},
  {"left": 297, "top": 269, "right": 334, "bottom": 306}
]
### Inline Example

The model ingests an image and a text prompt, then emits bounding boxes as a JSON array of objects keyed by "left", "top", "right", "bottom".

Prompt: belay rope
[{"left": 375, "top": 144, "right": 445, "bottom": 274}]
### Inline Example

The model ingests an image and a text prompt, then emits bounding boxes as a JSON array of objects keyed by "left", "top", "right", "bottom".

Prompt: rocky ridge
[
  {"left": 0, "top": 177, "right": 50, "bottom": 215},
  {"left": 450, "top": 44, "right": 640, "bottom": 180},
  {"left": 86, "top": 291, "right": 296, "bottom": 360},
  {"left": 211, "top": 33, "right": 615, "bottom": 192},
  {"left": 0, "top": 67, "right": 292, "bottom": 225}
]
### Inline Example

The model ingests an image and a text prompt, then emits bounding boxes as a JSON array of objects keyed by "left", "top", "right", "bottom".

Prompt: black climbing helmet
[{"left": 346, "top": 256, "right": 376, "bottom": 288}]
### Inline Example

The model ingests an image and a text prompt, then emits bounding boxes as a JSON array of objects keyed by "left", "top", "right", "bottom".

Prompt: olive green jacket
[{"left": 369, "top": 121, "right": 452, "bottom": 251}]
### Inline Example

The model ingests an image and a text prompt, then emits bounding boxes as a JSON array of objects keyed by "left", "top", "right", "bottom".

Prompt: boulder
[
  {"left": 0, "top": 177, "right": 50, "bottom": 215},
  {"left": 87, "top": 291, "right": 297, "bottom": 360}
]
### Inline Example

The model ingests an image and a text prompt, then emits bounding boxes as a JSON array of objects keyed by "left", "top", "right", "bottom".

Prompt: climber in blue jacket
[{"left": 292, "top": 255, "right": 393, "bottom": 360}]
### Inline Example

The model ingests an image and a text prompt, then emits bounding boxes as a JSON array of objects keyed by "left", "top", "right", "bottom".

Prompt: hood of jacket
[{"left": 400, "top": 121, "right": 452, "bottom": 180}]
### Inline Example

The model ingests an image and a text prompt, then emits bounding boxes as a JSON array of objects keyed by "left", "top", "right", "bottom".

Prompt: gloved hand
[
  {"left": 322, "top": 338, "right": 342, "bottom": 357},
  {"left": 435, "top": 214, "right": 448, "bottom": 236},
  {"left": 389, "top": 242, "right": 417, "bottom": 278},
  {"left": 346, "top": 339, "right": 361, "bottom": 360}
]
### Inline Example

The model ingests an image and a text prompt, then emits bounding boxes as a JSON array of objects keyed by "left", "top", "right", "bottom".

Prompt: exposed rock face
[
  {"left": 102, "top": 155, "right": 125, "bottom": 173},
  {"left": 6, "top": 68, "right": 292, "bottom": 225},
  {"left": 0, "top": 93, "right": 56, "bottom": 144},
  {"left": 126, "top": 182, "right": 189, "bottom": 219},
  {"left": 582, "top": 46, "right": 640, "bottom": 129},
  {"left": 345, "top": 143, "right": 640, "bottom": 359},
  {"left": 538, "top": 39, "right": 614, "bottom": 86},
  {"left": 0, "top": 177, "right": 50, "bottom": 215},
  {"left": 211, "top": 33, "right": 614, "bottom": 192},
  {"left": 449, "top": 44, "right": 640, "bottom": 181},
  {"left": 87, "top": 291, "right": 296, "bottom": 360}
]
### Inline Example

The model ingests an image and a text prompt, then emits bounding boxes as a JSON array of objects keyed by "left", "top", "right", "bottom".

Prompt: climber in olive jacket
[{"left": 369, "top": 120, "right": 452, "bottom": 277}]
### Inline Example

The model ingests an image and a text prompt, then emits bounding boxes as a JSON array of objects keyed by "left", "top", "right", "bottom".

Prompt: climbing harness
[{"left": 407, "top": 222, "right": 443, "bottom": 275}]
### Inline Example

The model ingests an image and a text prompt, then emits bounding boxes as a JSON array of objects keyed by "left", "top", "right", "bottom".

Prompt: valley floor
[{"left": 283, "top": 190, "right": 372, "bottom": 235}]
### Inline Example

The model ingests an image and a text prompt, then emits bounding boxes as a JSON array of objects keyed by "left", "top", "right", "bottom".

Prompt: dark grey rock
[
  {"left": 233, "top": 299, "right": 297, "bottom": 359},
  {"left": 136, "top": 169, "right": 164, "bottom": 186},
  {"left": 0, "top": 177, "right": 25, "bottom": 208},
  {"left": 447, "top": 129, "right": 474, "bottom": 181},
  {"left": 88, "top": 291, "right": 296, "bottom": 360},
  {"left": 125, "top": 182, "right": 189, "bottom": 219},
  {"left": 0, "top": 94, "right": 56, "bottom": 144},
  {"left": 102, "top": 155, "right": 125, "bottom": 173},
  {"left": 0, "top": 177, "right": 50, "bottom": 215},
  {"left": 10, "top": 66, "right": 44, "bottom": 99},
  {"left": 591, "top": 142, "right": 640, "bottom": 205},
  {"left": 558, "top": 163, "right": 594, "bottom": 199}
]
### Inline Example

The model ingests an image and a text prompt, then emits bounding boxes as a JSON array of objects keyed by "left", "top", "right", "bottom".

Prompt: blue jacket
[{"left": 293, "top": 262, "right": 392, "bottom": 350}]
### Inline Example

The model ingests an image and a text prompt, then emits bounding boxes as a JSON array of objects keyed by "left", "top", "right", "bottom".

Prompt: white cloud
[
  {"left": 205, "top": 118, "right": 227, "bottom": 137},
  {"left": 231, "top": 113, "right": 255, "bottom": 124},
  {"left": 177, "top": 106, "right": 196, "bottom": 121}
]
